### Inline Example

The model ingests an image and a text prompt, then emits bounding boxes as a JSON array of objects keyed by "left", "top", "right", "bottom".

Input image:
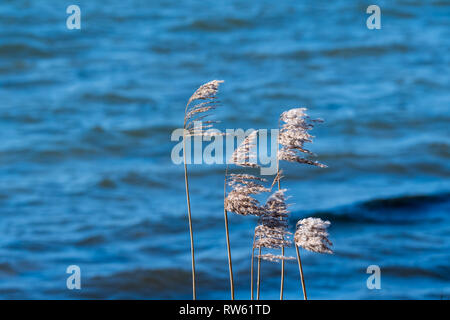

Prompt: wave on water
[
  {"left": 304, "top": 192, "right": 450, "bottom": 225},
  {"left": 171, "top": 17, "right": 253, "bottom": 32}
]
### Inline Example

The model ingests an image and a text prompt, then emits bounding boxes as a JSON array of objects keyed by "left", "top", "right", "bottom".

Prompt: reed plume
[
  {"left": 183, "top": 80, "right": 224, "bottom": 300},
  {"left": 225, "top": 174, "right": 269, "bottom": 216},
  {"left": 256, "top": 253, "right": 295, "bottom": 263},
  {"left": 225, "top": 132, "right": 268, "bottom": 216},
  {"left": 224, "top": 130, "right": 269, "bottom": 299},
  {"left": 295, "top": 218, "right": 333, "bottom": 254},
  {"left": 278, "top": 108, "right": 326, "bottom": 168},
  {"left": 255, "top": 190, "right": 291, "bottom": 249},
  {"left": 253, "top": 189, "right": 294, "bottom": 299},
  {"left": 294, "top": 218, "right": 333, "bottom": 299},
  {"left": 230, "top": 130, "right": 259, "bottom": 167},
  {"left": 275, "top": 107, "right": 326, "bottom": 300}
]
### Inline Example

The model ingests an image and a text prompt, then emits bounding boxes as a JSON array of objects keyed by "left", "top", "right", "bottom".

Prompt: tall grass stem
[
  {"left": 183, "top": 136, "right": 196, "bottom": 300},
  {"left": 295, "top": 244, "right": 307, "bottom": 300},
  {"left": 223, "top": 167, "right": 235, "bottom": 300},
  {"left": 276, "top": 122, "right": 285, "bottom": 300},
  {"left": 257, "top": 247, "right": 262, "bottom": 300}
]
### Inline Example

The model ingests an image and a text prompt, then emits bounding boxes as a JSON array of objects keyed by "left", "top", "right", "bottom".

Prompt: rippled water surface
[{"left": 0, "top": 1, "right": 449, "bottom": 299}]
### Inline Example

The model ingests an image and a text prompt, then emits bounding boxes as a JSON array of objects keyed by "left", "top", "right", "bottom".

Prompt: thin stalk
[
  {"left": 276, "top": 121, "right": 285, "bottom": 300},
  {"left": 276, "top": 117, "right": 309, "bottom": 300},
  {"left": 250, "top": 232, "right": 256, "bottom": 300},
  {"left": 183, "top": 135, "right": 196, "bottom": 300},
  {"left": 295, "top": 245, "right": 307, "bottom": 300},
  {"left": 280, "top": 246, "right": 285, "bottom": 300},
  {"left": 181, "top": 81, "right": 223, "bottom": 301},
  {"left": 257, "top": 247, "right": 262, "bottom": 300},
  {"left": 223, "top": 166, "right": 235, "bottom": 300}
]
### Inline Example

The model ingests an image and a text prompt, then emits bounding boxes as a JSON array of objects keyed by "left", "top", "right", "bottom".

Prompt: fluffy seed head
[
  {"left": 256, "top": 253, "right": 295, "bottom": 263},
  {"left": 278, "top": 107, "right": 326, "bottom": 168},
  {"left": 254, "top": 189, "right": 292, "bottom": 250},
  {"left": 294, "top": 217, "right": 333, "bottom": 254},
  {"left": 184, "top": 80, "right": 224, "bottom": 136},
  {"left": 224, "top": 174, "right": 269, "bottom": 216},
  {"left": 230, "top": 131, "right": 259, "bottom": 168},
  {"left": 188, "top": 80, "right": 224, "bottom": 105}
]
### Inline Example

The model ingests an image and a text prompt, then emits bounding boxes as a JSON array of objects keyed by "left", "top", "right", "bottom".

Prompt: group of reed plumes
[{"left": 182, "top": 80, "right": 333, "bottom": 300}]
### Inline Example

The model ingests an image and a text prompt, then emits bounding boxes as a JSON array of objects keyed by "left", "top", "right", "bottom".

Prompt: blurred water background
[{"left": 0, "top": 0, "right": 449, "bottom": 299}]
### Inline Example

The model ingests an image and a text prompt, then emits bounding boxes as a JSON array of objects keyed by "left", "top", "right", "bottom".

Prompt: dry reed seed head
[
  {"left": 224, "top": 173, "right": 269, "bottom": 216},
  {"left": 294, "top": 217, "right": 333, "bottom": 254},
  {"left": 254, "top": 225, "right": 292, "bottom": 249},
  {"left": 280, "top": 107, "right": 323, "bottom": 128},
  {"left": 278, "top": 107, "right": 327, "bottom": 168},
  {"left": 262, "top": 189, "right": 290, "bottom": 228},
  {"left": 228, "top": 173, "right": 266, "bottom": 183},
  {"left": 279, "top": 127, "right": 313, "bottom": 152},
  {"left": 254, "top": 236, "right": 292, "bottom": 250},
  {"left": 187, "top": 80, "right": 224, "bottom": 105},
  {"left": 254, "top": 189, "right": 293, "bottom": 249},
  {"left": 264, "top": 189, "right": 289, "bottom": 215},
  {"left": 256, "top": 253, "right": 295, "bottom": 263},
  {"left": 230, "top": 130, "right": 259, "bottom": 168},
  {"left": 224, "top": 190, "right": 267, "bottom": 216},
  {"left": 280, "top": 107, "right": 308, "bottom": 122},
  {"left": 278, "top": 149, "right": 327, "bottom": 168},
  {"left": 254, "top": 225, "right": 285, "bottom": 237},
  {"left": 184, "top": 80, "right": 224, "bottom": 136},
  {"left": 184, "top": 102, "right": 217, "bottom": 123},
  {"left": 227, "top": 174, "right": 269, "bottom": 195}
]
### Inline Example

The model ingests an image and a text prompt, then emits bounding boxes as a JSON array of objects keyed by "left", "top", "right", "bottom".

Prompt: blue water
[{"left": 0, "top": 1, "right": 449, "bottom": 299}]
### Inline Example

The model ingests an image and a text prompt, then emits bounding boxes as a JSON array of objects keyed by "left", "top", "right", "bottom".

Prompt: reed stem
[
  {"left": 183, "top": 136, "right": 196, "bottom": 300},
  {"left": 276, "top": 123, "right": 285, "bottom": 300},
  {"left": 295, "top": 244, "right": 307, "bottom": 300},
  {"left": 223, "top": 211, "right": 234, "bottom": 300},
  {"left": 280, "top": 246, "right": 285, "bottom": 300},
  {"left": 250, "top": 232, "right": 256, "bottom": 300},
  {"left": 182, "top": 81, "right": 224, "bottom": 301},
  {"left": 223, "top": 167, "right": 235, "bottom": 300},
  {"left": 257, "top": 247, "right": 261, "bottom": 300}
]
